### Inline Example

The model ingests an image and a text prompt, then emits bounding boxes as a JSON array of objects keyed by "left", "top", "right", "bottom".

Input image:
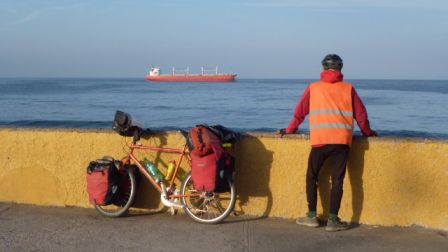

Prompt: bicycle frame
[
  {"left": 94, "top": 124, "right": 237, "bottom": 223},
  {"left": 121, "top": 140, "right": 201, "bottom": 201}
]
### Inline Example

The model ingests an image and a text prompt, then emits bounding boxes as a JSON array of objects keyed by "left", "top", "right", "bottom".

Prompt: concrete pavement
[{"left": 0, "top": 203, "right": 447, "bottom": 252}]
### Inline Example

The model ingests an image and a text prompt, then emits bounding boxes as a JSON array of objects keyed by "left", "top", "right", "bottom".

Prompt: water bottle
[
  {"left": 165, "top": 160, "right": 176, "bottom": 181},
  {"left": 143, "top": 158, "right": 163, "bottom": 181}
]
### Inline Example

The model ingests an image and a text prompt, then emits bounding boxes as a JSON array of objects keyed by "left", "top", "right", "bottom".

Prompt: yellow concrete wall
[{"left": 0, "top": 128, "right": 447, "bottom": 230}]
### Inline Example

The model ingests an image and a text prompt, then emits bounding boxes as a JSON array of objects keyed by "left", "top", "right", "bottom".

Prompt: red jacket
[{"left": 286, "top": 70, "right": 376, "bottom": 140}]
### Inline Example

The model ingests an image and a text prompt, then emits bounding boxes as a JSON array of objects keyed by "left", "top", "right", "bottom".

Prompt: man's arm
[
  {"left": 285, "top": 87, "right": 310, "bottom": 134},
  {"left": 352, "top": 88, "right": 377, "bottom": 136}
]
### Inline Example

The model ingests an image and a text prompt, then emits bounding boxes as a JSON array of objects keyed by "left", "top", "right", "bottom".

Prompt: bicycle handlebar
[{"left": 129, "top": 127, "right": 189, "bottom": 143}]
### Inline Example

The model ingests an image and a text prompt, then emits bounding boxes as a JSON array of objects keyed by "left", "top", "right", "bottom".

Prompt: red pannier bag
[
  {"left": 189, "top": 125, "right": 234, "bottom": 192},
  {"left": 86, "top": 158, "right": 120, "bottom": 205},
  {"left": 189, "top": 126, "right": 222, "bottom": 157}
]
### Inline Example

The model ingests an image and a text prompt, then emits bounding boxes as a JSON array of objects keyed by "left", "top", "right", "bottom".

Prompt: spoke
[
  {"left": 198, "top": 199, "right": 207, "bottom": 209},
  {"left": 213, "top": 199, "right": 225, "bottom": 214}
]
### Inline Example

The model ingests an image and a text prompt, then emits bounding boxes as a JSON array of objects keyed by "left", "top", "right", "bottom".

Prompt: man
[{"left": 279, "top": 54, "right": 377, "bottom": 232}]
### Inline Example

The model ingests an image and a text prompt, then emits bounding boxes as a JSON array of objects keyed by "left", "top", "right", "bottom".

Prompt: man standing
[{"left": 279, "top": 54, "right": 377, "bottom": 231}]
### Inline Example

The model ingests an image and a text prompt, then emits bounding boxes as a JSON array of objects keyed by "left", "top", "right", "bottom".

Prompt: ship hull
[{"left": 146, "top": 74, "right": 236, "bottom": 82}]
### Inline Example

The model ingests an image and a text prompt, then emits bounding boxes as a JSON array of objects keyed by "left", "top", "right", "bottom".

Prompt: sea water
[{"left": 0, "top": 78, "right": 447, "bottom": 138}]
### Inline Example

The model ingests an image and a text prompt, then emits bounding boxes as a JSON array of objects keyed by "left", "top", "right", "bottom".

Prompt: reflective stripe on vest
[
  {"left": 309, "top": 109, "right": 353, "bottom": 117},
  {"left": 310, "top": 123, "right": 354, "bottom": 130},
  {"left": 309, "top": 81, "right": 354, "bottom": 145}
]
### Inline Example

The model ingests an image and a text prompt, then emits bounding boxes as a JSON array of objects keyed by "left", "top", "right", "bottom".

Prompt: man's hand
[
  {"left": 363, "top": 130, "right": 378, "bottom": 137},
  {"left": 276, "top": 128, "right": 287, "bottom": 137}
]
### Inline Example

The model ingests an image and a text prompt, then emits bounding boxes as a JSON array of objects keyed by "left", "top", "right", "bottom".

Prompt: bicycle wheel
[
  {"left": 181, "top": 173, "right": 236, "bottom": 224},
  {"left": 95, "top": 165, "right": 137, "bottom": 217}
]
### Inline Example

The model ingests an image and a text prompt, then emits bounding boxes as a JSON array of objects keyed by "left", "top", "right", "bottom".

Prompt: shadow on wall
[
  {"left": 235, "top": 136, "right": 274, "bottom": 219},
  {"left": 347, "top": 138, "right": 369, "bottom": 223},
  {"left": 130, "top": 132, "right": 169, "bottom": 210},
  {"left": 317, "top": 137, "right": 369, "bottom": 223}
]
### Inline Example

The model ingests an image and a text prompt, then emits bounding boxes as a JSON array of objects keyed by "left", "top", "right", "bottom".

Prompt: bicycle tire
[
  {"left": 181, "top": 173, "right": 236, "bottom": 224},
  {"left": 95, "top": 165, "right": 137, "bottom": 218}
]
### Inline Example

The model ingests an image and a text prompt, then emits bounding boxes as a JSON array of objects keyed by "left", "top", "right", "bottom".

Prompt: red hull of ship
[{"left": 146, "top": 74, "right": 236, "bottom": 82}]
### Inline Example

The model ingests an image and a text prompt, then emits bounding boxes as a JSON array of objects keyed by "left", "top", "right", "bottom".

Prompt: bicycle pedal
[{"left": 169, "top": 207, "right": 179, "bottom": 215}]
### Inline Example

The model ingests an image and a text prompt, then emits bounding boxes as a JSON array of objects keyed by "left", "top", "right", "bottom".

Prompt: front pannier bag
[
  {"left": 86, "top": 157, "right": 120, "bottom": 205},
  {"left": 189, "top": 125, "right": 237, "bottom": 192}
]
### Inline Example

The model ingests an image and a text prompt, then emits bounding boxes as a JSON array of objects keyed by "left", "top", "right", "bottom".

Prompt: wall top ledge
[{"left": 1, "top": 128, "right": 447, "bottom": 144}]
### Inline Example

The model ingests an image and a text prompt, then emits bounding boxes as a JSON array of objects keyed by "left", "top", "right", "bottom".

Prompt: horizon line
[{"left": 0, "top": 76, "right": 447, "bottom": 81}]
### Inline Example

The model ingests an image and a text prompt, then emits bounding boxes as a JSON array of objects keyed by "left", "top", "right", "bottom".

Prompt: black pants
[{"left": 306, "top": 144, "right": 350, "bottom": 215}]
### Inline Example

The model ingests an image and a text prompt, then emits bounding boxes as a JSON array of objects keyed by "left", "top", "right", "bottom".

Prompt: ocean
[{"left": 1, "top": 78, "right": 447, "bottom": 138}]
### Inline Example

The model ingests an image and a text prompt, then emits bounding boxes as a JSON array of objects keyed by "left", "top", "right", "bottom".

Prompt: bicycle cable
[{"left": 121, "top": 136, "right": 130, "bottom": 157}]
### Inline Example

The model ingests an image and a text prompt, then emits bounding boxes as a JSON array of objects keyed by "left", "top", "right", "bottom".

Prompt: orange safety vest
[{"left": 309, "top": 81, "right": 354, "bottom": 146}]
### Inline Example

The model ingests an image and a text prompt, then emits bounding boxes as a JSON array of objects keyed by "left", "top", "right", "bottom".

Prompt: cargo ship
[{"left": 146, "top": 66, "right": 236, "bottom": 82}]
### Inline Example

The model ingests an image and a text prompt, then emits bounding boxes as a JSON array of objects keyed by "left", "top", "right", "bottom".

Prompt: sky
[{"left": 0, "top": 0, "right": 447, "bottom": 79}]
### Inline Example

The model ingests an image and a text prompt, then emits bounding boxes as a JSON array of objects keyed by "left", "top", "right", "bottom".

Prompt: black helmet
[{"left": 321, "top": 54, "right": 343, "bottom": 70}]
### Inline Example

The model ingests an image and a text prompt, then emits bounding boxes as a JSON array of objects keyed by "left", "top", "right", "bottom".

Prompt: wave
[{"left": 0, "top": 120, "right": 111, "bottom": 128}]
